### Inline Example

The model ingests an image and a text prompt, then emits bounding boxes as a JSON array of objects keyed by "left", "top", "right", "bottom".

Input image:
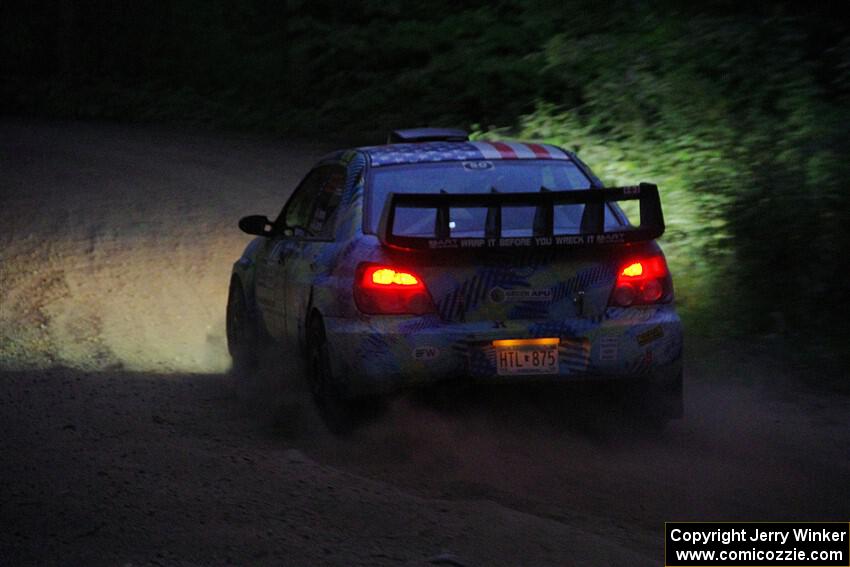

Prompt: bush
[{"left": 474, "top": 8, "right": 850, "bottom": 347}]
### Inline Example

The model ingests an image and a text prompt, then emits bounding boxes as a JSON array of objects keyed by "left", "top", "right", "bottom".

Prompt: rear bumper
[{"left": 323, "top": 305, "right": 682, "bottom": 396}]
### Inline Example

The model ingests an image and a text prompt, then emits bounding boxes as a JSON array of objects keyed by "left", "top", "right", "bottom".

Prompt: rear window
[{"left": 366, "top": 160, "right": 624, "bottom": 236}]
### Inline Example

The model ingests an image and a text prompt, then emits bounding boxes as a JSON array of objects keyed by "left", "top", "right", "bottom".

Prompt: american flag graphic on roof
[{"left": 360, "top": 141, "right": 570, "bottom": 167}]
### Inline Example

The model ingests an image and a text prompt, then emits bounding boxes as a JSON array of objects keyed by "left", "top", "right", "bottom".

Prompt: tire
[
  {"left": 226, "top": 279, "right": 261, "bottom": 400},
  {"left": 307, "top": 317, "right": 358, "bottom": 435}
]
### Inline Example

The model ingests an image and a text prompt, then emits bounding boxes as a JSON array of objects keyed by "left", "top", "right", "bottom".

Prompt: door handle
[{"left": 573, "top": 290, "right": 585, "bottom": 316}]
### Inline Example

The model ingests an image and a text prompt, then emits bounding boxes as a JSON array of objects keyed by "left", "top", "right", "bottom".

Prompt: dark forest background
[{"left": 2, "top": 1, "right": 848, "bottom": 363}]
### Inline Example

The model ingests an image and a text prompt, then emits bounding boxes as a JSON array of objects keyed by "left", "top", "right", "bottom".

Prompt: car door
[
  {"left": 255, "top": 169, "right": 324, "bottom": 340},
  {"left": 282, "top": 165, "right": 346, "bottom": 344},
  {"left": 253, "top": 236, "right": 287, "bottom": 339}
]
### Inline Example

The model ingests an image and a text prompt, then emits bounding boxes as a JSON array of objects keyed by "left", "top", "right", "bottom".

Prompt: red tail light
[
  {"left": 609, "top": 254, "right": 673, "bottom": 307},
  {"left": 354, "top": 263, "right": 436, "bottom": 315}
]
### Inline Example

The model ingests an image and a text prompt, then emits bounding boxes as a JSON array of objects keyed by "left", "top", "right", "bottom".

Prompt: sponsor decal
[
  {"left": 637, "top": 325, "right": 664, "bottom": 346},
  {"left": 489, "top": 287, "right": 552, "bottom": 303},
  {"left": 462, "top": 160, "right": 494, "bottom": 171},
  {"left": 607, "top": 306, "right": 661, "bottom": 322},
  {"left": 588, "top": 232, "right": 626, "bottom": 244},
  {"left": 498, "top": 237, "right": 532, "bottom": 247},
  {"left": 556, "top": 235, "right": 586, "bottom": 245},
  {"left": 425, "top": 232, "right": 629, "bottom": 249},
  {"left": 599, "top": 336, "right": 619, "bottom": 362},
  {"left": 510, "top": 265, "right": 537, "bottom": 277},
  {"left": 428, "top": 239, "right": 461, "bottom": 249},
  {"left": 413, "top": 346, "right": 440, "bottom": 361}
]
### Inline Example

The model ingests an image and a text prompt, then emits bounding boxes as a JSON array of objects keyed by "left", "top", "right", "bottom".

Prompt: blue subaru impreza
[{"left": 227, "top": 128, "right": 683, "bottom": 431}]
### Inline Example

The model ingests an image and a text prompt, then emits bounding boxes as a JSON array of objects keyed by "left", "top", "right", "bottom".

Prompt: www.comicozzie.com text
[{"left": 670, "top": 527, "right": 848, "bottom": 546}]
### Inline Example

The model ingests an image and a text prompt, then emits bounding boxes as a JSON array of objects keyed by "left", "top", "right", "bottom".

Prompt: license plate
[{"left": 493, "top": 338, "right": 559, "bottom": 376}]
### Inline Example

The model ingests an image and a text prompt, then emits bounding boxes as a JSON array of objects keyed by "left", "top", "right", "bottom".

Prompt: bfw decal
[{"left": 413, "top": 346, "right": 440, "bottom": 361}]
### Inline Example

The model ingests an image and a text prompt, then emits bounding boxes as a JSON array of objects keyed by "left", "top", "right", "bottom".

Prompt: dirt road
[{"left": 2, "top": 120, "right": 848, "bottom": 566}]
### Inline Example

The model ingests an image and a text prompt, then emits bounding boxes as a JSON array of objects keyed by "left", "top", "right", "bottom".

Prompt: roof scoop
[{"left": 388, "top": 128, "right": 469, "bottom": 144}]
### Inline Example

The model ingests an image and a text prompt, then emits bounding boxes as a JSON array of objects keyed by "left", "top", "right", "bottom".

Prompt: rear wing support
[{"left": 377, "top": 183, "right": 665, "bottom": 250}]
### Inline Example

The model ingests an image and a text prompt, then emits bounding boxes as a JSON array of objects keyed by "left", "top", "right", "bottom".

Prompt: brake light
[
  {"left": 621, "top": 262, "right": 643, "bottom": 277},
  {"left": 354, "top": 263, "right": 436, "bottom": 315},
  {"left": 609, "top": 254, "right": 673, "bottom": 307},
  {"left": 370, "top": 268, "right": 420, "bottom": 286}
]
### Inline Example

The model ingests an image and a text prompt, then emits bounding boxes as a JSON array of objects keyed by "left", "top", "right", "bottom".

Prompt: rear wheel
[{"left": 307, "top": 318, "right": 355, "bottom": 434}]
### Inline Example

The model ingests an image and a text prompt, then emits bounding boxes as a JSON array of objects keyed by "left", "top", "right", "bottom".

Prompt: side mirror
[{"left": 238, "top": 215, "right": 274, "bottom": 237}]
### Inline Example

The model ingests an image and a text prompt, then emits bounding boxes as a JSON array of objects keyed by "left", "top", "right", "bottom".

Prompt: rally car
[{"left": 227, "top": 128, "right": 683, "bottom": 431}]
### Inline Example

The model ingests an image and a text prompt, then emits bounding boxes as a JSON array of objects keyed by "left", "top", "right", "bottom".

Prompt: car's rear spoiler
[{"left": 377, "top": 183, "right": 664, "bottom": 250}]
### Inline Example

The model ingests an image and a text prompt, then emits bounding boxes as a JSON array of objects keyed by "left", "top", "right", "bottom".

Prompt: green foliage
[{"left": 475, "top": 8, "right": 850, "bottom": 344}]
